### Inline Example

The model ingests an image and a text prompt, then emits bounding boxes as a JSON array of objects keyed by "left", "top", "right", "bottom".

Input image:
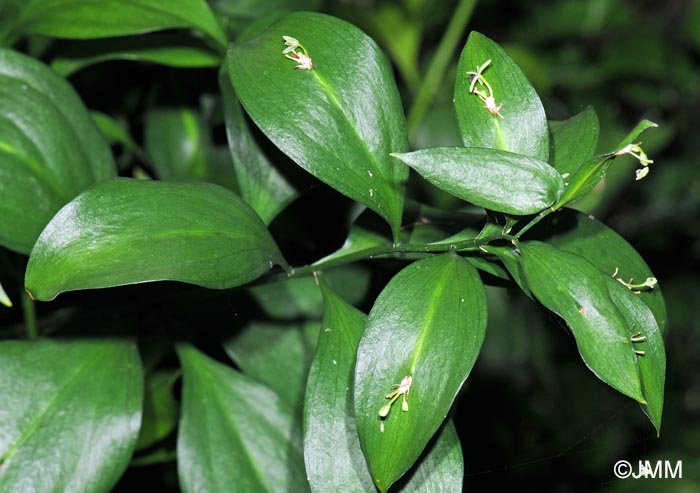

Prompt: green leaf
[
  {"left": 605, "top": 277, "right": 665, "bottom": 434},
  {"left": 18, "top": 0, "right": 226, "bottom": 50},
  {"left": 228, "top": 12, "right": 409, "bottom": 241},
  {"left": 90, "top": 110, "right": 144, "bottom": 157},
  {"left": 135, "top": 370, "right": 180, "bottom": 450},
  {"left": 539, "top": 210, "right": 666, "bottom": 333},
  {"left": 553, "top": 120, "right": 658, "bottom": 209},
  {"left": 0, "top": 48, "right": 116, "bottom": 254},
  {"left": 390, "top": 422, "right": 463, "bottom": 492},
  {"left": 617, "top": 119, "right": 659, "bottom": 148},
  {"left": 0, "top": 339, "right": 143, "bottom": 493},
  {"left": 224, "top": 321, "right": 320, "bottom": 409},
  {"left": 454, "top": 31, "right": 549, "bottom": 160},
  {"left": 520, "top": 241, "right": 646, "bottom": 403},
  {"left": 305, "top": 280, "right": 375, "bottom": 492},
  {"left": 549, "top": 106, "right": 599, "bottom": 177},
  {"left": 355, "top": 254, "right": 486, "bottom": 491},
  {"left": 51, "top": 33, "right": 221, "bottom": 77},
  {"left": 219, "top": 69, "right": 297, "bottom": 224},
  {"left": 304, "top": 280, "right": 464, "bottom": 492},
  {"left": 392, "top": 147, "right": 564, "bottom": 215},
  {"left": 25, "top": 178, "right": 284, "bottom": 301},
  {"left": 144, "top": 106, "right": 237, "bottom": 191},
  {"left": 177, "top": 344, "right": 309, "bottom": 493}
]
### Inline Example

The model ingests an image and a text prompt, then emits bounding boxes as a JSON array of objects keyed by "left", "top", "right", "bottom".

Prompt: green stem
[
  {"left": 514, "top": 208, "right": 554, "bottom": 240},
  {"left": 287, "top": 237, "right": 481, "bottom": 279},
  {"left": 407, "top": 0, "right": 478, "bottom": 138},
  {"left": 22, "top": 290, "right": 38, "bottom": 340}
]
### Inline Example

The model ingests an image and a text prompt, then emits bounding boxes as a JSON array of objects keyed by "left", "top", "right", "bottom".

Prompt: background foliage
[{"left": 0, "top": 0, "right": 698, "bottom": 491}]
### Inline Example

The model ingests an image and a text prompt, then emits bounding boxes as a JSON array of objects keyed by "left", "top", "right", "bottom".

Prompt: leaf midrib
[
  {"left": 408, "top": 259, "right": 453, "bottom": 374},
  {"left": 196, "top": 363, "right": 272, "bottom": 492},
  {"left": 0, "top": 346, "right": 106, "bottom": 465},
  {"left": 310, "top": 69, "right": 393, "bottom": 203}
]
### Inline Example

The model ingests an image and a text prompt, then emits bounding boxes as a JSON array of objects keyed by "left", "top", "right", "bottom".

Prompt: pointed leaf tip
[{"left": 228, "top": 12, "right": 409, "bottom": 239}]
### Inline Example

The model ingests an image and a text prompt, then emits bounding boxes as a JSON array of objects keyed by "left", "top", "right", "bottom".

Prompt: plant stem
[
  {"left": 22, "top": 290, "right": 38, "bottom": 340},
  {"left": 406, "top": 0, "right": 478, "bottom": 138},
  {"left": 287, "top": 237, "right": 480, "bottom": 279},
  {"left": 514, "top": 208, "right": 554, "bottom": 240}
]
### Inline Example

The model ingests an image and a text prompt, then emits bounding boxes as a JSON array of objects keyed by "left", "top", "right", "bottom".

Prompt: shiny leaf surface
[
  {"left": 0, "top": 48, "right": 115, "bottom": 253},
  {"left": 355, "top": 254, "right": 486, "bottom": 491},
  {"left": 228, "top": 12, "right": 409, "bottom": 240},
  {"left": 454, "top": 31, "right": 549, "bottom": 160},
  {"left": 0, "top": 339, "right": 143, "bottom": 493},
  {"left": 520, "top": 241, "right": 646, "bottom": 403},
  {"left": 392, "top": 147, "right": 564, "bottom": 214},
  {"left": 25, "top": 178, "right": 283, "bottom": 300},
  {"left": 304, "top": 280, "right": 464, "bottom": 492},
  {"left": 177, "top": 344, "right": 309, "bottom": 493},
  {"left": 538, "top": 210, "right": 666, "bottom": 333}
]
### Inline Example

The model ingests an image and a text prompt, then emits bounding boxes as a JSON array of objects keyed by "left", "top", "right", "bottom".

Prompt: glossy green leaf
[
  {"left": 228, "top": 12, "right": 409, "bottom": 241},
  {"left": 0, "top": 48, "right": 116, "bottom": 254},
  {"left": 549, "top": 106, "right": 599, "bottom": 176},
  {"left": 304, "top": 280, "right": 464, "bottom": 492},
  {"left": 177, "top": 344, "right": 309, "bottom": 493},
  {"left": 219, "top": 69, "right": 297, "bottom": 224},
  {"left": 355, "top": 254, "right": 486, "bottom": 491},
  {"left": 0, "top": 339, "right": 143, "bottom": 493},
  {"left": 17, "top": 0, "right": 226, "bottom": 49},
  {"left": 52, "top": 33, "right": 220, "bottom": 76},
  {"left": 25, "top": 178, "right": 284, "bottom": 301},
  {"left": 135, "top": 370, "right": 179, "bottom": 450},
  {"left": 553, "top": 119, "right": 658, "bottom": 209},
  {"left": 605, "top": 277, "right": 665, "bottom": 434},
  {"left": 454, "top": 31, "right": 549, "bottom": 160},
  {"left": 144, "top": 106, "right": 237, "bottom": 191},
  {"left": 539, "top": 210, "right": 666, "bottom": 333},
  {"left": 520, "top": 241, "right": 646, "bottom": 403},
  {"left": 392, "top": 147, "right": 564, "bottom": 214},
  {"left": 617, "top": 119, "right": 659, "bottom": 148},
  {"left": 305, "top": 280, "right": 375, "bottom": 491},
  {"left": 224, "top": 321, "right": 320, "bottom": 409}
]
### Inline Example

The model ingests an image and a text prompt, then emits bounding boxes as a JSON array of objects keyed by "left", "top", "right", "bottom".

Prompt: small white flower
[
  {"left": 615, "top": 142, "right": 655, "bottom": 181},
  {"left": 282, "top": 35, "right": 313, "bottom": 70},
  {"left": 467, "top": 59, "right": 504, "bottom": 119}
]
